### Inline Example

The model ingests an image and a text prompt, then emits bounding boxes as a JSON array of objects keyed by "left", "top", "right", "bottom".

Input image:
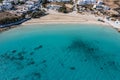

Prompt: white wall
[
  {"left": 0, "top": 6, "right": 3, "bottom": 11},
  {"left": 48, "top": 0, "right": 71, "bottom": 2},
  {"left": 3, "top": 2, "right": 13, "bottom": 10}
]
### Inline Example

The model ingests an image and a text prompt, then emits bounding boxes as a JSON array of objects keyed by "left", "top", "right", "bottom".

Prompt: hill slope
[{"left": 103, "top": 0, "right": 120, "bottom": 8}]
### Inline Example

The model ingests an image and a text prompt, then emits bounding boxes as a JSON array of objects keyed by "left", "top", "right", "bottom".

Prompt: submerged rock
[
  {"left": 70, "top": 67, "right": 76, "bottom": 70},
  {"left": 84, "top": 59, "right": 87, "bottom": 62},
  {"left": 30, "top": 52, "right": 34, "bottom": 55},
  {"left": 11, "top": 50, "right": 17, "bottom": 53},
  {"left": 17, "top": 51, "right": 26, "bottom": 55},
  {"left": 60, "top": 63, "right": 64, "bottom": 67},
  {"left": 41, "top": 60, "right": 46, "bottom": 63},
  {"left": 27, "top": 59, "right": 35, "bottom": 65},
  {"left": 67, "top": 40, "right": 98, "bottom": 54},
  {"left": 100, "top": 67, "right": 103, "bottom": 70},
  {"left": 18, "top": 55, "right": 24, "bottom": 60},
  {"left": 67, "top": 40, "right": 86, "bottom": 51},
  {"left": 32, "top": 72, "right": 41, "bottom": 79},
  {"left": 11, "top": 77, "right": 19, "bottom": 80},
  {"left": 34, "top": 45, "right": 43, "bottom": 50},
  {"left": 24, "top": 72, "right": 41, "bottom": 80}
]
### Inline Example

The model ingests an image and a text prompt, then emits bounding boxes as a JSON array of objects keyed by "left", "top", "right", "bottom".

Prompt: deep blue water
[{"left": 0, "top": 24, "right": 120, "bottom": 80}]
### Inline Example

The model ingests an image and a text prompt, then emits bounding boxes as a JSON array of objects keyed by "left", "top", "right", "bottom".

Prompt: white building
[
  {"left": 115, "top": 19, "right": 120, "bottom": 25},
  {"left": 48, "top": 0, "right": 71, "bottom": 2},
  {"left": 93, "top": 4, "right": 103, "bottom": 10},
  {"left": 97, "top": 0, "right": 103, "bottom": 5},
  {"left": 47, "top": 4, "right": 62, "bottom": 10},
  {"left": 77, "top": 0, "right": 96, "bottom": 5},
  {"left": 10, "top": 0, "right": 19, "bottom": 4},
  {"left": 93, "top": 0, "right": 110, "bottom": 10},
  {"left": 19, "top": 0, "right": 26, "bottom": 3},
  {"left": 26, "top": 1, "right": 35, "bottom": 10},
  {"left": 2, "top": 0, "right": 13, "bottom": 10},
  {"left": 0, "top": 3, "right": 3, "bottom": 11},
  {"left": 25, "top": 0, "right": 41, "bottom": 11}
]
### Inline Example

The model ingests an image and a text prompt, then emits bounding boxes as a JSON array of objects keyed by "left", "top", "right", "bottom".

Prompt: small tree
[
  {"left": 42, "top": 0, "right": 48, "bottom": 4},
  {"left": 0, "top": 0, "right": 2, "bottom": 3},
  {"left": 58, "top": 5, "right": 67, "bottom": 13}
]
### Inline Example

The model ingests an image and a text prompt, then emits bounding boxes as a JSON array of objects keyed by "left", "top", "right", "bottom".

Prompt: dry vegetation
[
  {"left": 0, "top": 12, "right": 23, "bottom": 25},
  {"left": 103, "top": 0, "right": 120, "bottom": 20},
  {"left": 0, "top": 12, "right": 18, "bottom": 20},
  {"left": 103, "top": 0, "right": 120, "bottom": 8}
]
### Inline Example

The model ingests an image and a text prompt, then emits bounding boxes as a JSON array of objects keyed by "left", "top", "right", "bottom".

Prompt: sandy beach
[
  {"left": 0, "top": 10, "right": 110, "bottom": 32},
  {"left": 22, "top": 10, "right": 109, "bottom": 26}
]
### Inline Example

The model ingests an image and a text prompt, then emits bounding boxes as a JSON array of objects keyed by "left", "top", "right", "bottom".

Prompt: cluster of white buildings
[
  {"left": 93, "top": 0, "right": 110, "bottom": 10},
  {"left": 24, "top": 0, "right": 41, "bottom": 11},
  {"left": 77, "top": 0, "right": 96, "bottom": 5},
  {"left": 46, "top": 4, "right": 62, "bottom": 10},
  {"left": 0, "top": 0, "right": 13, "bottom": 11},
  {"left": 76, "top": 0, "right": 110, "bottom": 11},
  {"left": 45, "top": 0, "right": 110, "bottom": 11},
  {"left": 0, "top": 0, "right": 110, "bottom": 12},
  {"left": 0, "top": 0, "right": 41, "bottom": 12},
  {"left": 0, "top": 0, "right": 24, "bottom": 11},
  {"left": 47, "top": 0, "right": 70, "bottom": 2}
]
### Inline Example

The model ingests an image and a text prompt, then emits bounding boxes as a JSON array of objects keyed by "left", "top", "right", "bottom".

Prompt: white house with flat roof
[
  {"left": 0, "top": 3, "right": 3, "bottom": 11},
  {"left": 115, "top": 19, "right": 120, "bottom": 25},
  {"left": 25, "top": 0, "right": 41, "bottom": 11},
  {"left": 26, "top": 1, "right": 35, "bottom": 10},
  {"left": 47, "top": 4, "right": 62, "bottom": 10},
  {"left": 93, "top": 0, "right": 110, "bottom": 10},
  {"left": 10, "top": 0, "right": 19, "bottom": 4},
  {"left": 2, "top": 0, "right": 13, "bottom": 10},
  {"left": 97, "top": 0, "right": 103, "bottom": 5},
  {"left": 48, "top": 0, "right": 71, "bottom": 2},
  {"left": 19, "top": 0, "right": 26, "bottom": 3},
  {"left": 77, "top": 0, "right": 96, "bottom": 5}
]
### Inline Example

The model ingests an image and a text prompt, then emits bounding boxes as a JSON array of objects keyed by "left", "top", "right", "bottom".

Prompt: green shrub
[
  {"left": 0, "top": 16, "right": 23, "bottom": 24},
  {"left": 0, "top": 0, "right": 2, "bottom": 3},
  {"left": 58, "top": 5, "right": 68, "bottom": 13},
  {"left": 30, "top": 10, "right": 46, "bottom": 18}
]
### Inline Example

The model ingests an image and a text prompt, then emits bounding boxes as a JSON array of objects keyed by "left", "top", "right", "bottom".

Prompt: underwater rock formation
[
  {"left": 67, "top": 39, "right": 120, "bottom": 74},
  {"left": 32, "top": 72, "right": 41, "bottom": 79},
  {"left": 27, "top": 58, "right": 35, "bottom": 66},
  {"left": 11, "top": 50, "right": 17, "bottom": 53},
  {"left": 0, "top": 48, "right": 36, "bottom": 70},
  {"left": 41, "top": 60, "right": 46, "bottom": 63},
  {"left": 24, "top": 72, "right": 41, "bottom": 80},
  {"left": 34, "top": 45, "right": 43, "bottom": 50},
  {"left": 67, "top": 40, "right": 99, "bottom": 54},
  {"left": 30, "top": 52, "right": 34, "bottom": 55},
  {"left": 11, "top": 77, "right": 19, "bottom": 80},
  {"left": 70, "top": 67, "right": 76, "bottom": 70}
]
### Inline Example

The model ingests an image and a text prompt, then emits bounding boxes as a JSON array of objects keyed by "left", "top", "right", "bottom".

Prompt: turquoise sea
[{"left": 0, "top": 24, "right": 120, "bottom": 80}]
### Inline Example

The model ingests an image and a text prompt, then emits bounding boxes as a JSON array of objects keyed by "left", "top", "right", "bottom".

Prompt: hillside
[
  {"left": 0, "top": 12, "right": 23, "bottom": 25},
  {"left": 103, "top": 0, "right": 120, "bottom": 8}
]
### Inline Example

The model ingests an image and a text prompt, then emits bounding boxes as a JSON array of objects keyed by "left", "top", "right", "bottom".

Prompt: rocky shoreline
[{"left": 0, "top": 18, "right": 31, "bottom": 32}]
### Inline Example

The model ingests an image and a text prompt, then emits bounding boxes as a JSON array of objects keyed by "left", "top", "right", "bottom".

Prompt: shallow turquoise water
[{"left": 0, "top": 24, "right": 120, "bottom": 80}]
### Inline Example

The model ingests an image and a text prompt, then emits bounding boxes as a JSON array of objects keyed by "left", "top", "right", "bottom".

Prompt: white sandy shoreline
[
  {"left": 22, "top": 20, "right": 108, "bottom": 25},
  {"left": 22, "top": 11, "right": 110, "bottom": 26}
]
